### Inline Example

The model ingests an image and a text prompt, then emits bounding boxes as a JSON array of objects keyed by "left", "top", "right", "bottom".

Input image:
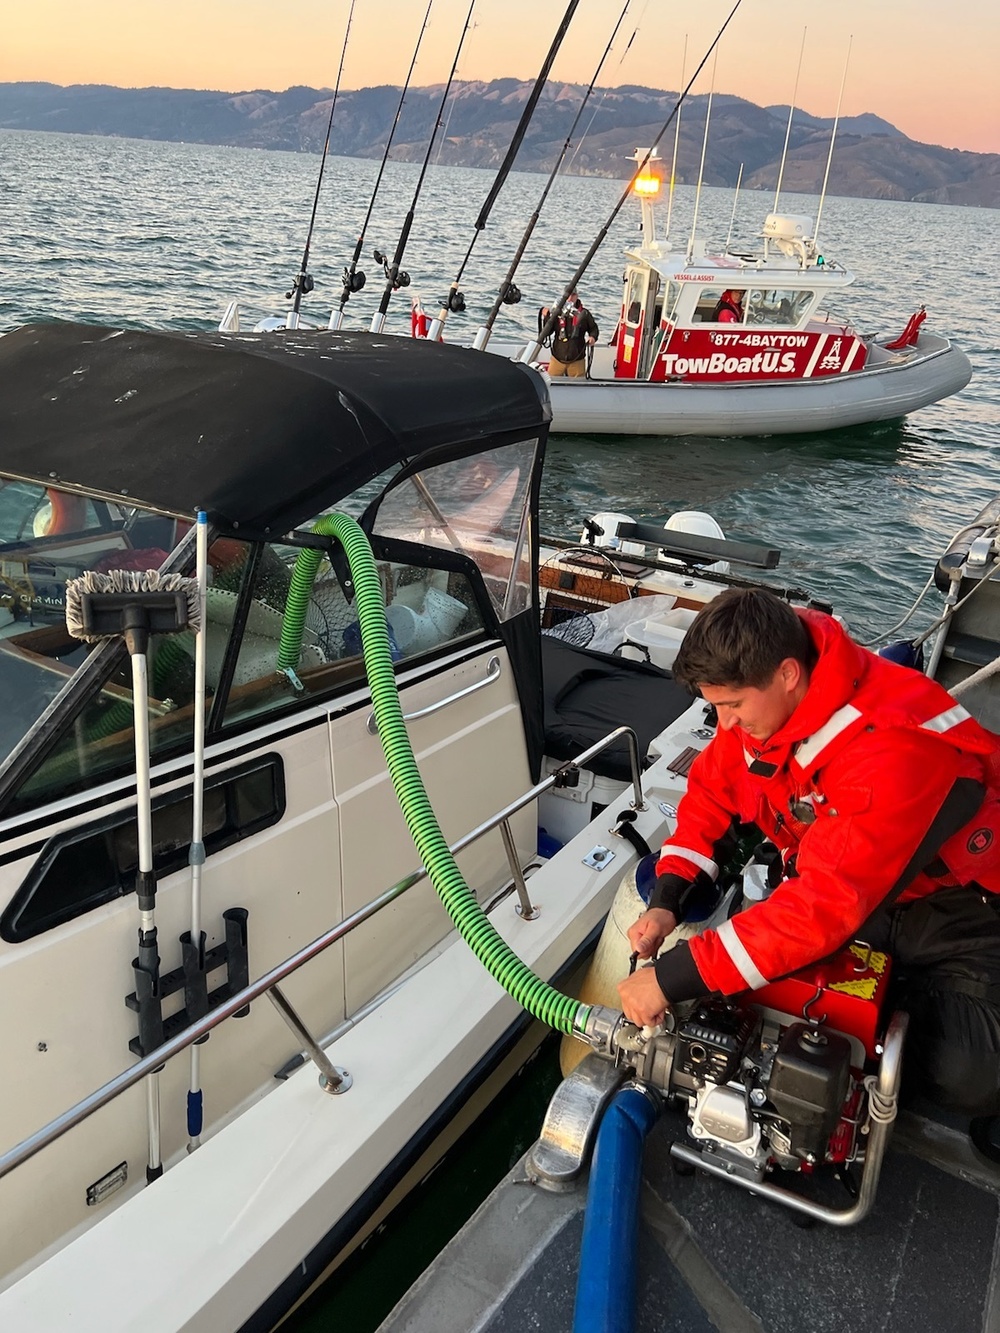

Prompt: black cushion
[{"left": 542, "top": 636, "right": 696, "bottom": 782}]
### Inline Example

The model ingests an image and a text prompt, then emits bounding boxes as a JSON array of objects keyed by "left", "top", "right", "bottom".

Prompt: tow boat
[
  {"left": 0, "top": 321, "right": 804, "bottom": 1330},
  {"left": 489, "top": 154, "right": 973, "bottom": 436}
]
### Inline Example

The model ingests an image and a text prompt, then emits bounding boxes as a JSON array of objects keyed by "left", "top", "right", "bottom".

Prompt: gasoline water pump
[{"left": 539, "top": 940, "right": 906, "bottom": 1227}]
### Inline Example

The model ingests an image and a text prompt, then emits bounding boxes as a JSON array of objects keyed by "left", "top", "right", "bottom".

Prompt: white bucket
[
  {"left": 386, "top": 587, "right": 467, "bottom": 656},
  {"left": 620, "top": 607, "right": 698, "bottom": 671}
]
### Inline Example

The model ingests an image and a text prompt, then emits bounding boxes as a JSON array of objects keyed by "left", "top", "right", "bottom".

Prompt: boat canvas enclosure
[
  {"left": 0, "top": 324, "right": 550, "bottom": 537},
  {"left": 0, "top": 323, "right": 552, "bottom": 807}
]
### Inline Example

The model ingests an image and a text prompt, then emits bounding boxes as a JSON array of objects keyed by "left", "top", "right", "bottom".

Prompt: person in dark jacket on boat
[
  {"left": 538, "top": 292, "right": 599, "bottom": 378},
  {"left": 617, "top": 587, "right": 1000, "bottom": 1117},
  {"left": 712, "top": 289, "right": 744, "bottom": 323}
]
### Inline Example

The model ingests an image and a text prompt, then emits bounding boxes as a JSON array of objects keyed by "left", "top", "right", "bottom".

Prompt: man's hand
[
  {"left": 627, "top": 907, "right": 677, "bottom": 959},
  {"left": 618, "top": 965, "right": 670, "bottom": 1027}
]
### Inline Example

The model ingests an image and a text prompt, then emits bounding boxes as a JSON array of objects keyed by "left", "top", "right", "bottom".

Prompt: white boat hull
[
  {"left": 0, "top": 747, "right": 688, "bottom": 1331},
  {"left": 490, "top": 334, "right": 972, "bottom": 436}
]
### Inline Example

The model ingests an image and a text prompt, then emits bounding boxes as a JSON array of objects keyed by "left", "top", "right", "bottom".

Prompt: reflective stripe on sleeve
[
  {"left": 659, "top": 842, "right": 719, "bottom": 881},
  {"left": 715, "top": 918, "right": 769, "bottom": 990},
  {"left": 794, "top": 704, "right": 863, "bottom": 770},
  {"left": 921, "top": 704, "right": 971, "bottom": 734}
]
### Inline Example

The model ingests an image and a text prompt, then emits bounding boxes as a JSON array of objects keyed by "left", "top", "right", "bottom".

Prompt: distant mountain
[
  {"left": 1, "top": 79, "right": 997, "bottom": 208},
  {"left": 763, "top": 106, "right": 907, "bottom": 140}
]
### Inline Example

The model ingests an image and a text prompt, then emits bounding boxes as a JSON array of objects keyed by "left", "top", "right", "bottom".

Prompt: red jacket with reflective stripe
[{"left": 654, "top": 610, "right": 1000, "bottom": 1000}]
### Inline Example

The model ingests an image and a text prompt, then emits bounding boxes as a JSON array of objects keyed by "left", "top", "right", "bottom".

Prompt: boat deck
[{"left": 379, "top": 1103, "right": 1000, "bottom": 1333}]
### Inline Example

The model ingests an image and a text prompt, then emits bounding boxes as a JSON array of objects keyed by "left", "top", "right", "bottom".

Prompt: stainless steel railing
[{"left": 0, "top": 725, "right": 645, "bottom": 1182}]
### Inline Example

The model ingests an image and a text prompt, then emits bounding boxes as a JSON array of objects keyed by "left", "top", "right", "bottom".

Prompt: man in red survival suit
[{"left": 618, "top": 587, "right": 1000, "bottom": 1116}]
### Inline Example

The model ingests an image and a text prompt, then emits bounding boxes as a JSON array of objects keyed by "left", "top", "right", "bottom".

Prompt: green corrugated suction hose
[{"left": 278, "top": 513, "right": 590, "bottom": 1038}]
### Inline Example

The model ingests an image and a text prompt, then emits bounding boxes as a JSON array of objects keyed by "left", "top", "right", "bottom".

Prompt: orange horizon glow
[{"left": 4, "top": 0, "right": 999, "bottom": 156}]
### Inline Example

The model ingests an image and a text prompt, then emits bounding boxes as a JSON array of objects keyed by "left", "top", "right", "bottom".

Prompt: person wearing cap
[
  {"left": 712, "top": 289, "right": 745, "bottom": 323},
  {"left": 538, "top": 292, "right": 599, "bottom": 378}
]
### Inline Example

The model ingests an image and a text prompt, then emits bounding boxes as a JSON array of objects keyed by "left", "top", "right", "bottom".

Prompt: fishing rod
[
  {"left": 562, "top": 0, "right": 648, "bottom": 176},
  {"left": 521, "top": 0, "right": 745, "bottom": 365},
  {"left": 286, "top": 0, "right": 357, "bottom": 328},
  {"left": 426, "top": 0, "right": 582, "bottom": 343},
  {"left": 369, "top": 0, "right": 478, "bottom": 334},
  {"left": 471, "top": 0, "right": 634, "bottom": 351},
  {"left": 330, "top": 0, "right": 435, "bottom": 329}
]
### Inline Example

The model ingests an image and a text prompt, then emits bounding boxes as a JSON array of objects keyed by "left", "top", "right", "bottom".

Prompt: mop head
[{"left": 65, "top": 570, "right": 202, "bottom": 643}]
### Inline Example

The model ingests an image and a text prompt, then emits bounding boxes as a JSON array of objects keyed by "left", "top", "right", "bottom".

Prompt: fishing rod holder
[{"left": 126, "top": 908, "right": 250, "bottom": 1058}]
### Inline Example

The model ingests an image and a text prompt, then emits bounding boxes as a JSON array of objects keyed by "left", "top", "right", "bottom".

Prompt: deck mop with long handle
[
  {"left": 66, "top": 567, "right": 201, "bottom": 1184},
  {"left": 185, "top": 512, "right": 209, "bottom": 1153}
]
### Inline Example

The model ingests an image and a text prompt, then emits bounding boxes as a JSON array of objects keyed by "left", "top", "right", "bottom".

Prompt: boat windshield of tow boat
[{"left": 0, "top": 321, "right": 996, "bottom": 1333}]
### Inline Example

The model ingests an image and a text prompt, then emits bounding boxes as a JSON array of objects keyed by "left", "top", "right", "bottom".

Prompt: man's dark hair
[{"left": 672, "top": 588, "right": 816, "bottom": 692}]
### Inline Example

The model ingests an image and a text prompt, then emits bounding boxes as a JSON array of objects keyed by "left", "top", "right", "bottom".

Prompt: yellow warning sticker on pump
[
  {"left": 848, "top": 944, "right": 888, "bottom": 974},
  {"left": 829, "top": 977, "right": 878, "bottom": 1000}
]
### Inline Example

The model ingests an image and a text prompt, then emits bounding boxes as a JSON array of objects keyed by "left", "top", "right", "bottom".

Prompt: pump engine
[{"left": 619, "top": 940, "right": 899, "bottom": 1208}]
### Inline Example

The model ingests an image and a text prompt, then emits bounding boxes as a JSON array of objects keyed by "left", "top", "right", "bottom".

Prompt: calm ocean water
[
  {"left": 3, "top": 127, "right": 1000, "bottom": 1326},
  {"left": 3, "top": 127, "right": 1000, "bottom": 641}
]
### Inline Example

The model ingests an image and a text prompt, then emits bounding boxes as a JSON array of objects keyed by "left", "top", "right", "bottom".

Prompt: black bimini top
[{"left": 0, "top": 323, "right": 550, "bottom": 537}]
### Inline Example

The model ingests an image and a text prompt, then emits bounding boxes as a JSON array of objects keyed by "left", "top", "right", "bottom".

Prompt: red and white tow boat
[{"left": 490, "top": 161, "right": 972, "bottom": 437}]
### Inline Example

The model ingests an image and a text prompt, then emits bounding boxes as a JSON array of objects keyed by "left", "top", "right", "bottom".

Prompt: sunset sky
[{"left": 4, "top": 0, "right": 998, "bottom": 155}]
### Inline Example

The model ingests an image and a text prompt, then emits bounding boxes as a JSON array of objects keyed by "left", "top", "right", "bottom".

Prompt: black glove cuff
[
  {"left": 649, "top": 872, "right": 697, "bottom": 917},
  {"left": 654, "top": 942, "right": 711, "bottom": 1004}
]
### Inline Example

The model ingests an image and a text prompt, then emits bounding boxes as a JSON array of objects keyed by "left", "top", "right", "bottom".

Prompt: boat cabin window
[
  {"left": 0, "top": 483, "right": 490, "bottom": 813},
  {"left": 3, "top": 524, "right": 239, "bottom": 813},
  {"left": 745, "top": 288, "right": 815, "bottom": 326},
  {"left": 0, "top": 482, "right": 205, "bottom": 801},
  {"left": 368, "top": 439, "right": 539, "bottom": 622},
  {"left": 221, "top": 542, "right": 487, "bottom": 729},
  {"left": 2, "top": 756, "right": 284, "bottom": 942},
  {"left": 694, "top": 287, "right": 746, "bottom": 324},
  {"left": 660, "top": 280, "right": 683, "bottom": 325},
  {"left": 624, "top": 270, "right": 647, "bottom": 326}
]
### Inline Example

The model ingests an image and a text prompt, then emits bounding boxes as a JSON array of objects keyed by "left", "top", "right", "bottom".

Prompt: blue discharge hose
[{"left": 572, "top": 1087, "right": 659, "bottom": 1333}]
